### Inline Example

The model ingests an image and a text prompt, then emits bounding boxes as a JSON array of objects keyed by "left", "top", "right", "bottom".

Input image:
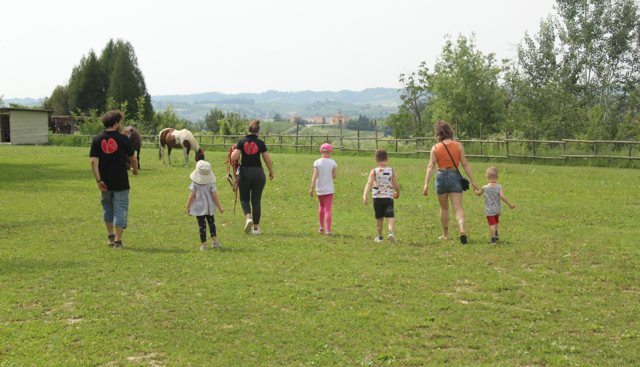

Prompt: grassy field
[{"left": 1, "top": 145, "right": 639, "bottom": 366}]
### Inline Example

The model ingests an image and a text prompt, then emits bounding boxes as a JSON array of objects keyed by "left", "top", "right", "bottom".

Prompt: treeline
[
  {"left": 193, "top": 98, "right": 255, "bottom": 105},
  {"left": 43, "top": 39, "right": 195, "bottom": 136},
  {"left": 389, "top": 0, "right": 640, "bottom": 142}
]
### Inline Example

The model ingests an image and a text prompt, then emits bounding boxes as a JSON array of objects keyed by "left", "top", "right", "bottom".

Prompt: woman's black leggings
[
  {"left": 197, "top": 215, "right": 216, "bottom": 242},
  {"left": 238, "top": 166, "right": 266, "bottom": 225}
]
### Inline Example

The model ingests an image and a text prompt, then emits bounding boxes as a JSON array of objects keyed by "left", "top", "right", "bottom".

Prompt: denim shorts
[
  {"left": 435, "top": 171, "right": 463, "bottom": 195},
  {"left": 101, "top": 189, "right": 130, "bottom": 228}
]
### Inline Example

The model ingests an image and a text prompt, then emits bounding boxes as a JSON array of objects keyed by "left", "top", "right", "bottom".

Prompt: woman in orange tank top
[{"left": 422, "top": 121, "right": 478, "bottom": 244}]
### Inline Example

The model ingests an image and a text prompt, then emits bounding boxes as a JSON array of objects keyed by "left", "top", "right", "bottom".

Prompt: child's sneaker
[
  {"left": 244, "top": 218, "right": 253, "bottom": 233},
  {"left": 200, "top": 245, "right": 208, "bottom": 251},
  {"left": 212, "top": 241, "right": 221, "bottom": 248},
  {"left": 107, "top": 234, "right": 115, "bottom": 247},
  {"left": 495, "top": 231, "right": 499, "bottom": 241},
  {"left": 490, "top": 237, "right": 497, "bottom": 244},
  {"left": 318, "top": 227, "right": 325, "bottom": 233},
  {"left": 326, "top": 232, "right": 332, "bottom": 236},
  {"left": 388, "top": 232, "right": 397, "bottom": 244},
  {"left": 253, "top": 229, "right": 261, "bottom": 235},
  {"left": 374, "top": 236, "right": 384, "bottom": 243}
]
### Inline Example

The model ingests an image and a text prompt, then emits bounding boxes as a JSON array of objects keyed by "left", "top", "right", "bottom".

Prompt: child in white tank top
[{"left": 363, "top": 150, "right": 400, "bottom": 244}]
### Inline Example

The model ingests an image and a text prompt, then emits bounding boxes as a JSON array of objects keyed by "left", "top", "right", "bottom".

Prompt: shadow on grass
[
  {"left": 0, "top": 163, "right": 87, "bottom": 184},
  {"left": 127, "top": 247, "right": 190, "bottom": 254}
]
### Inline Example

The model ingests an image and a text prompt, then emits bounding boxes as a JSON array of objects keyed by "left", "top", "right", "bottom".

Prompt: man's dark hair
[
  {"left": 375, "top": 149, "right": 388, "bottom": 162},
  {"left": 102, "top": 110, "right": 124, "bottom": 128}
]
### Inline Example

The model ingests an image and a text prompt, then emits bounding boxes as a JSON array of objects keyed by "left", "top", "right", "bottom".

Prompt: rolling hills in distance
[{"left": 4, "top": 88, "right": 401, "bottom": 121}]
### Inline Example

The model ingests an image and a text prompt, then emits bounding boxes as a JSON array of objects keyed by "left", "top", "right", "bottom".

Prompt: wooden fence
[{"left": 71, "top": 120, "right": 640, "bottom": 161}]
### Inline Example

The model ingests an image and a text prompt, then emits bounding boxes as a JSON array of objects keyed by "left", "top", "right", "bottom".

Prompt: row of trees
[
  {"left": 46, "top": 39, "right": 154, "bottom": 121},
  {"left": 391, "top": 0, "right": 640, "bottom": 141}
]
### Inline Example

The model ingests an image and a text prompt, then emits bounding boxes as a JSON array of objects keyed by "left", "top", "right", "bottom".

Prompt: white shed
[{"left": 0, "top": 108, "right": 52, "bottom": 145}]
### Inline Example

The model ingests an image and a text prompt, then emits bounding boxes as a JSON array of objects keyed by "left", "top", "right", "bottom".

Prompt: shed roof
[{"left": 0, "top": 108, "right": 54, "bottom": 114}]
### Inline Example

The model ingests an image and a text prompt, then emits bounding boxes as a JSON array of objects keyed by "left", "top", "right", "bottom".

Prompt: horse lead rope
[{"left": 223, "top": 146, "right": 240, "bottom": 214}]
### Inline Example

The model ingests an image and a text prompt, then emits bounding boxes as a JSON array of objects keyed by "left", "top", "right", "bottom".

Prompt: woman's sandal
[{"left": 460, "top": 233, "right": 467, "bottom": 245}]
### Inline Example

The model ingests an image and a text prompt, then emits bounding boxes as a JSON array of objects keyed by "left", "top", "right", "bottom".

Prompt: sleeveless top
[
  {"left": 483, "top": 184, "right": 502, "bottom": 216},
  {"left": 435, "top": 141, "right": 460, "bottom": 168},
  {"left": 372, "top": 166, "right": 394, "bottom": 199}
]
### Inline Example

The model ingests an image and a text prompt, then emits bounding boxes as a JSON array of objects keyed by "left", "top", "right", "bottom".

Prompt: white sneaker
[
  {"left": 374, "top": 236, "right": 384, "bottom": 243},
  {"left": 253, "top": 229, "right": 261, "bottom": 235},
  {"left": 388, "top": 233, "right": 397, "bottom": 244},
  {"left": 244, "top": 218, "right": 253, "bottom": 233}
]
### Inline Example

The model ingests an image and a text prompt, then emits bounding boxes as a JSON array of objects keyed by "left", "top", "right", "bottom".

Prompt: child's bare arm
[
  {"left": 363, "top": 169, "right": 375, "bottom": 205},
  {"left": 332, "top": 167, "right": 337, "bottom": 179},
  {"left": 474, "top": 186, "right": 484, "bottom": 196},
  {"left": 310, "top": 167, "right": 319, "bottom": 197},
  {"left": 186, "top": 191, "right": 195, "bottom": 215},
  {"left": 392, "top": 171, "right": 400, "bottom": 199},
  {"left": 211, "top": 192, "right": 224, "bottom": 213},
  {"left": 499, "top": 186, "right": 515, "bottom": 209}
]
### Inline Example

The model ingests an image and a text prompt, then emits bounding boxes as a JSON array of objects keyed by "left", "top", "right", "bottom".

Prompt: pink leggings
[{"left": 317, "top": 194, "right": 334, "bottom": 232}]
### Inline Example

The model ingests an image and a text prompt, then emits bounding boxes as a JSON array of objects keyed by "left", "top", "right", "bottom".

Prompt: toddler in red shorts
[{"left": 474, "top": 167, "right": 515, "bottom": 244}]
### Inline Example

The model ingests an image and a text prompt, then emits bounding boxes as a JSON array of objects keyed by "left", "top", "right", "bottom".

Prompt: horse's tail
[
  {"left": 158, "top": 130, "right": 163, "bottom": 160},
  {"left": 186, "top": 130, "right": 200, "bottom": 154}
]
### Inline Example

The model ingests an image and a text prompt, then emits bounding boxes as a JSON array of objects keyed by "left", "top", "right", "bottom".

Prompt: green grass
[{"left": 1, "top": 146, "right": 639, "bottom": 366}]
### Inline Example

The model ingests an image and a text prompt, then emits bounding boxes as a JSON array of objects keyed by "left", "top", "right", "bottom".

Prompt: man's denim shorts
[
  {"left": 101, "top": 189, "right": 129, "bottom": 228},
  {"left": 435, "top": 171, "right": 463, "bottom": 195}
]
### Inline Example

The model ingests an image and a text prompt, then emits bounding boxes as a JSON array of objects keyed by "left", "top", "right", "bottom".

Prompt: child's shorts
[
  {"left": 486, "top": 214, "right": 500, "bottom": 226},
  {"left": 373, "top": 198, "right": 394, "bottom": 219}
]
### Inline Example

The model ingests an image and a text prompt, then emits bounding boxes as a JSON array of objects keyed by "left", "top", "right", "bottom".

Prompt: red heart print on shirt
[
  {"left": 101, "top": 138, "right": 118, "bottom": 154},
  {"left": 244, "top": 141, "right": 259, "bottom": 155}
]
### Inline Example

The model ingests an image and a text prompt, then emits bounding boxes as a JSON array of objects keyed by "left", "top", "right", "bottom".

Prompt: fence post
[
  {"left": 310, "top": 135, "right": 313, "bottom": 153},
  {"left": 594, "top": 140, "right": 598, "bottom": 156},
  {"left": 223, "top": 136, "right": 226, "bottom": 146},
  {"left": 395, "top": 130, "right": 398, "bottom": 152},
  {"left": 505, "top": 126, "right": 509, "bottom": 157},
  {"left": 326, "top": 133, "right": 329, "bottom": 144},
  {"left": 456, "top": 116, "right": 459, "bottom": 139},
  {"left": 357, "top": 127, "right": 360, "bottom": 151},
  {"left": 374, "top": 120, "right": 378, "bottom": 150},
  {"left": 340, "top": 121, "right": 343, "bottom": 149},
  {"left": 629, "top": 144, "right": 632, "bottom": 160},
  {"left": 480, "top": 123, "right": 483, "bottom": 156},
  {"left": 199, "top": 134, "right": 202, "bottom": 143},
  {"left": 562, "top": 122, "right": 566, "bottom": 157},
  {"left": 532, "top": 125, "right": 536, "bottom": 157},
  {"left": 280, "top": 134, "right": 283, "bottom": 152},
  {"left": 296, "top": 121, "right": 299, "bottom": 152}
]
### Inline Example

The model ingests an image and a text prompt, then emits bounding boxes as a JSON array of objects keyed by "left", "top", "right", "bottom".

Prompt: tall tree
[
  {"left": 68, "top": 50, "right": 105, "bottom": 113},
  {"left": 427, "top": 34, "right": 504, "bottom": 137},
  {"left": 204, "top": 108, "right": 225, "bottom": 133},
  {"left": 398, "top": 64, "right": 429, "bottom": 134}
]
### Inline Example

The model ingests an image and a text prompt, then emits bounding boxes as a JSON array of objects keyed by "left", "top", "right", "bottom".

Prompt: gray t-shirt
[
  {"left": 188, "top": 182, "right": 218, "bottom": 216},
  {"left": 483, "top": 184, "right": 502, "bottom": 216}
]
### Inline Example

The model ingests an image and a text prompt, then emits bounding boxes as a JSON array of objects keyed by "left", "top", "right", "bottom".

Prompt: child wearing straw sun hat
[{"left": 186, "top": 160, "right": 225, "bottom": 251}]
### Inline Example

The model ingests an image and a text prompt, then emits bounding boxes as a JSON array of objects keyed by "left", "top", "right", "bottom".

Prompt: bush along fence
[{"left": 66, "top": 119, "right": 640, "bottom": 161}]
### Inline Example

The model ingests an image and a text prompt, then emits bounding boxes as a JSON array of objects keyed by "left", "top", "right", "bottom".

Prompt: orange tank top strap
[{"left": 435, "top": 141, "right": 460, "bottom": 168}]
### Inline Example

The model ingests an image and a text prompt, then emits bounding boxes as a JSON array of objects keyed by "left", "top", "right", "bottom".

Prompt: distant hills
[
  {"left": 151, "top": 88, "right": 400, "bottom": 106},
  {"left": 3, "top": 88, "right": 401, "bottom": 120}
]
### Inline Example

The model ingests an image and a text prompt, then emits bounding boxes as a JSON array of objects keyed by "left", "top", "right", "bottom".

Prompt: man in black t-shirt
[{"left": 90, "top": 110, "right": 138, "bottom": 249}]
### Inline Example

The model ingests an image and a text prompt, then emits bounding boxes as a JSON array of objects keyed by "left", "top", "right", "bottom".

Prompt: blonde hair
[{"left": 486, "top": 167, "right": 499, "bottom": 179}]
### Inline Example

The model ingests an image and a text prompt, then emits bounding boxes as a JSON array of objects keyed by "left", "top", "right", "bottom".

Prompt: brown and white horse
[
  {"left": 121, "top": 126, "right": 142, "bottom": 169},
  {"left": 158, "top": 128, "right": 205, "bottom": 167}
]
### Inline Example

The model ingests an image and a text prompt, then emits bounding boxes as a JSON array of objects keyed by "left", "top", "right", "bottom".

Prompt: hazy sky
[{"left": 1, "top": 0, "right": 557, "bottom": 100}]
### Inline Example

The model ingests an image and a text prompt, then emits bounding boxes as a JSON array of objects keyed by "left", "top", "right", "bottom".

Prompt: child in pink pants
[{"left": 309, "top": 143, "right": 338, "bottom": 236}]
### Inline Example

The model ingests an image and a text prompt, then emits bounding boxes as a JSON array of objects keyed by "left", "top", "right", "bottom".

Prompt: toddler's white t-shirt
[{"left": 313, "top": 158, "right": 338, "bottom": 195}]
